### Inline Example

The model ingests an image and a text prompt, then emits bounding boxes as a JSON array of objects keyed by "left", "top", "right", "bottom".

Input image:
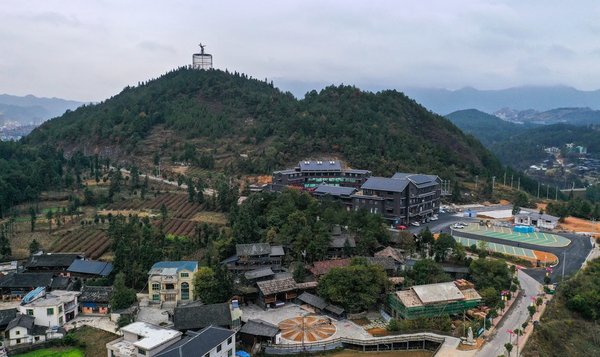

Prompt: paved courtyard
[{"left": 241, "top": 303, "right": 372, "bottom": 343}]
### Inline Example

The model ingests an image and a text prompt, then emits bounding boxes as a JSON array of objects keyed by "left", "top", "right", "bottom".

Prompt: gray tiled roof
[
  {"left": 391, "top": 173, "right": 439, "bottom": 187},
  {"left": 26, "top": 253, "right": 82, "bottom": 269},
  {"left": 173, "top": 303, "right": 232, "bottom": 331},
  {"left": 6, "top": 314, "right": 34, "bottom": 331},
  {"left": 314, "top": 184, "right": 357, "bottom": 197},
  {"left": 236, "top": 243, "right": 271, "bottom": 257},
  {"left": 0, "top": 272, "right": 54, "bottom": 288},
  {"left": 239, "top": 319, "right": 279, "bottom": 338},
  {"left": 257, "top": 277, "right": 297, "bottom": 296},
  {"left": 156, "top": 326, "right": 235, "bottom": 357},
  {"left": 361, "top": 177, "right": 409, "bottom": 192},
  {"left": 297, "top": 292, "right": 327, "bottom": 310},
  {"left": 79, "top": 286, "right": 113, "bottom": 303},
  {"left": 270, "top": 245, "right": 285, "bottom": 257},
  {"left": 299, "top": 160, "right": 341, "bottom": 172},
  {"left": 0, "top": 308, "right": 17, "bottom": 327},
  {"left": 244, "top": 267, "right": 274, "bottom": 280},
  {"left": 329, "top": 235, "right": 356, "bottom": 248}
]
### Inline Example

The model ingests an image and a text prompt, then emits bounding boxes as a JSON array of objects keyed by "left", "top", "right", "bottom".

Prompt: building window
[
  {"left": 217, "top": 344, "right": 222, "bottom": 352},
  {"left": 180, "top": 272, "right": 189, "bottom": 278},
  {"left": 227, "top": 350, "right": 233, "bottom": 357},
  {"left": 204, "top": 353, "right": 210, "bottom": 357},
  {"left": 138, "top": 348, "right": 147, "bottom": 355},
  {"left": 47, "top": 308, "right": 54, "bottom": 315},
  {"left": 34, "top": 336, "right": 40, "bottom": 342},
  {"left": 15, "top": 330, "right": 20, "bottom": 335},
  {"left": 59, "top": 305, "right": 63, "bottom": 313},
  {"left": 152, "top": 294, "right": 160, "bottom": 301},
  {"left": 59, "top": 316, "right": 64, "bottom": 325},
  {"left": 181, "top": 282, "right": 190, "bottom": 300},
  {"left": 16, "top": 338, "right": 21, "bottom": 344},
  {"left": 227, "top": 337, "right": 232, "bottom": 345},
  {"left": 26, "top": 309, "right": 33, "bottom": 316},
  {"left": 151, "top": 282, "right": 160, "bottom": 291}
]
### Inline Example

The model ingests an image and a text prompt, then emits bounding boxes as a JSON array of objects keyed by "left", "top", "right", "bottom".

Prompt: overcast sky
[{"left": 2, "top": 0, "right": 600, "bottom": 101}]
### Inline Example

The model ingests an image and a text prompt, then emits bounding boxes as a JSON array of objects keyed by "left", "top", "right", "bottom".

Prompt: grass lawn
[
  {"left": 70, "top": 326, "right": 119, "bottom": 357},
  {"left": 13, "top": 348, "right": 83, "bottom": 357}
]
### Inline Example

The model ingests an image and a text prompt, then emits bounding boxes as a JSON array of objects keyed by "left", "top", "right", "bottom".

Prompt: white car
[
  {"left": 452, "top": 223, "right": 465, "bottom": 229},
  {"left": 430, "top": 216, "right": 438, "bottom": 221},
  {"left": 410, "top": 221, "right": 420, "bottom": 227}
]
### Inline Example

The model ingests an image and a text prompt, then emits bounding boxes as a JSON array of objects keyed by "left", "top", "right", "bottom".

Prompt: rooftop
[
  {"left": 156, "top": 326, "right": 235, "bottom": 357},
  {"left": 67, "top": 259, "right": 113, "bottom": 276},
  {"left": 391, "top": 173, "right": 439, "bottom": 187},
  {"left": 310, "top": 259, "right": 351, "bottom": 277},
  {"left": 361, "top": 177, "right": 409, "bottom": 193},
  {"left": 412, "top": 282, "right": 464, "bottom": 305},
  {"left": 244, "top": 267, "right": 275, "bottom": 280},
  {"left": 239, "top": 319, "right": 280, "bottom": 338},
  {"left": 148, "top": 261, "right": 198, "bottom": 276},
  {"left": 21, "top": 290, "right": 79, "bottom": 308},
  {"left": 173, "top": 302, "right": 232, "bottom": 331},
  {"left": 25, "top": 253, "right": 83, "bottom": 269},
  {"left": 0, "top": 308, "right": 17, "bottom": 327},
  {"left": 299, "top": 160, "right": 342, "bottom": 172},
  {"left": 79, "top": 286, "right": 113, "bottom": 303},
  {"left": 314, "top": 184, "right": 357, "bottom": 197},
  {"left": 0, "top": 272, "right": 54, "bottom": 288},
  {"left": 375, "top": 247, "right": 404, "bottom": 264},
  {"left": 120, "top": 322, "right": 182, "bottom": 350},
  {"left": 257, "top": 277, "right": 297, "bottom": 296},
  {"left": 236, "top": 243, "right": 271, "bottom": 257},
  {"left": 515, "top": 210, "right": 559, "bottom": 222}
]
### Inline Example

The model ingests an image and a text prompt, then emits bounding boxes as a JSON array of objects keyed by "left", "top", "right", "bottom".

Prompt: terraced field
[{"left": 50, "top": 228, "right": 110, "bottom": 259}]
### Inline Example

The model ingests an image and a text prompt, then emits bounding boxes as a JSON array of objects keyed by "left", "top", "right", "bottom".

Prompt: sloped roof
[
  {"left": 391, "top": 173, "right": 439, "bottom": 187},
  {"left": 173, "top": 303, "right": 232, "bottom": 331},
  {"left": 366, "top": 256, "right": 397, "bottom": 270},
  {"left": 67, "top": 259, "right": 113, "bottom": 276},
  {"left": 310, "top": 259, "right": 351, "bottom": 277},
  {"left": 257, "top": 277, "right": 297, "bottom": 296},
  {"left": 239, "top": 319, "right": 279, "bottom": 338},
  {"left": 79, "top": 286, "right": 113, "bottom": 303},
  {"left": 236, "top": 243, "right": 271, "bottom": 257},
  {"left": 329, "top": 235, "right": 356, "bottom": 249},
  {"left": 0, "top": 272, "right": 54, "bottom": 288},
  {"left": 157, "top": 326, "right": 235, "bottom": 357},
  {"left": 297, "top": 292, "right": 327, "bottom": 310},
  {"left": 375, "top": 247, "right": 404, "bottom": 264},
  {"left": 299, "top": 160, "right": 341, "bottom": 172},
  {"left": 50, "top": 276, "right": 71, "bottom": 290},
  {"left": 0, "top": 308, "right": 17, "bottom": 327},
  {"left": 7, "top": 314, "right": 35, "bottom": 331},
  {"left": 244, "top": 267, "right": 274, "bottom": 280},
  {"left": 361, "top": 177, "right": 409, "bottom": 193},
  {"left": 314, "top": 184, "right": 357, "bottom": 197},
  {"left": 26, "top": 253, "right": 82, "bottom": 269},
  {"left": 270, "top": 245, "right": 285, "bottom": 257}
]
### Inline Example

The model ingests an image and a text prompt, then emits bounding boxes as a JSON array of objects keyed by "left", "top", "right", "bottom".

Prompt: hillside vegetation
[{"left": 26, "top": 68, "right": 501, "bottom": 179}]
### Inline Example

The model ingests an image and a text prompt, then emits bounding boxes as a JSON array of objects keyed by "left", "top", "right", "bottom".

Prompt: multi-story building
[
  {"left": 272, "top": 160, "right": 371, "bottom": 190},
  {"left": 106, "top": 322, "right": 182, "bottom": 357},
  {"left": 225, "top": 244, "right": 284, "bottom": 273},
  {"left": 148, "top": 261, "right": 198, "bottom": 304},
  {"left": 4, "top": 314, "right": 65, "bottom": 347},
  {"left": 18, "top": 290, "right": 79, "bottom": 327},
  {"left": 352, "top": 173, "right": 441, "bottom": 224}
]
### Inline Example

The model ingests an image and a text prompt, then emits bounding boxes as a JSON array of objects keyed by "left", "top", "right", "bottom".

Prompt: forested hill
[
  {"left": 25, "top": 67, "right": 501, "bottom": 179},
  {"left": 445, "top": 109, "right": 532, "bottom": 147}
]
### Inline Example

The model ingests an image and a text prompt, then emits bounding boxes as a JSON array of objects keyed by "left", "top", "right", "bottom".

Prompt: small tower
[{"left": 192, "top": 43, "right": 213, "bottom": 70}]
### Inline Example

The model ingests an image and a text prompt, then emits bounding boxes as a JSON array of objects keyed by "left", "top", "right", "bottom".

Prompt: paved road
[{"left": 476, "top": 271, "right": 542, "bottom": 357}]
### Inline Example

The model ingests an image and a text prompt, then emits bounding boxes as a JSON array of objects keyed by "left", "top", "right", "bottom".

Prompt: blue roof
[
  {"left": 150, "top": 261, "right": 198, "bottom": 272},
  {"left": 314, "top": 184, "right": 357, "bottom": 196},
  {"left": 361, "top": 177, "right": 409, "bottom": 192},
  {"left": 67, "top": 260, "right": 113, "bottom": 276}
]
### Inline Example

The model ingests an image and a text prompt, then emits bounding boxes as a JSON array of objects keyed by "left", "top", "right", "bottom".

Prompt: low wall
[{"left": 346, "top": 311, "right": 368, "bottom": 320}]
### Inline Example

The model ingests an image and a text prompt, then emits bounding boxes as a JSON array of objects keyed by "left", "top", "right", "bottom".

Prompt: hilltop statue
[{"left": 467, "top": 327, "right": 474, "bottom": 344}]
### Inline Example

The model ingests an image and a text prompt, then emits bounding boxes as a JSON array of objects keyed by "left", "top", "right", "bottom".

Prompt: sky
[{"left": 2, "top": 0, "right": 600, "bottom": 102}]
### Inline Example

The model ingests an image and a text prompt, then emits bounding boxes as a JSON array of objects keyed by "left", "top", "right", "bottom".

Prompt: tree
[
  {"left": 141, "top": 175, "right": 149, "bottom": 199},
  {"left": 46, "top": 210, "right": 54, "bottom": 233},
  {"left": 479, "top": 287, "right": 500, "bottom": 308},
  {"left": 408, "top": 259, "right": 451, "bottom": 285},
  {"left": 111, "top": 272, "right": 137, "bottom": 310},
  {"left": 433, "top": 233, "right": 456, "bottom": 262},
  {"left": 527, "top": 305, "right": 537, "bottom": 317},
  {"left": 187, "top": 178, "right": 195, "bottom": 202},
  {"left": 29, "top": 239, "right": 41, "bottom": 254},
  {"left": 469, "top": 259, "right": 512, "bottom": 292},
  {"left": 193, "top": 266, "right": 232, "bottom": 304},
  {"left": 160, "top": 204, "right": 168, "bottom": 222},
  {"left": 29, "top": 207, "right": 36, "bottom": 232},
  {"left": 318, "top": 262, "right": 388, "bottom": 313},
  {"left": 505, "top": 342, "right": 513, "bottom": 356}
]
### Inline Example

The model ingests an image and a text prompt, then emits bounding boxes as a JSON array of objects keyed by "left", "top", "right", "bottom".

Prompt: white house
[
  {"left": 4, "top": 314, "right": 65, "bottom": 347},
  {"left": 148, "top": 261, "right": 198, "bottom": 304},
  {"left": 156, "top": 326, "right": 236, "bottom": 357},
  {"left": 18, "top": 290, "right": 79, "bottom": 327},
  {"left": 514, "top": 210, "right": 559, "bottom": 230},
  {"left": 106, "top": 322, "right": 182, "bottom": 357}
]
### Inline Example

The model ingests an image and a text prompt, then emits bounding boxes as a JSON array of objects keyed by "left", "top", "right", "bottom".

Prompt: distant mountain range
[
  {"left": 0, "top": 94, "right": 83, "bottom": 126},
  {"left": 494, "top": 107, "right": 600, "bottom": 126},
  {"left": 403, "top": 86, "right": 600, "bottom": 114}
]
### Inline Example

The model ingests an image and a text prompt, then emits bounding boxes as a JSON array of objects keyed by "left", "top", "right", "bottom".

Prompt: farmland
[
  {"left": 106, "top": 193, "right": 202, "bottom": 219},
  {"left": 50, "top": 228, "right": 111, "bottom": 259}
]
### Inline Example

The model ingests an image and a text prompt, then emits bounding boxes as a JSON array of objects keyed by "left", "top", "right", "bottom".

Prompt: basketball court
[
  {"left": 454, "top": 236, "right": 558, "bottom": 264},
  {"left": 459, "top": 224, "right": 570, "bottom": 247}
]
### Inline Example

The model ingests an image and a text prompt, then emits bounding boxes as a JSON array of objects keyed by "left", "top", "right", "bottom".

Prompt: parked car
[
  {"left": 452, "top": 223, "right": 465, "bottom": 229},
  {"left": 411, "top": 221, "right": 420, "bottom": 227},
  {"left": 430, "top": 215, "right": 439, "bottom": 221}
]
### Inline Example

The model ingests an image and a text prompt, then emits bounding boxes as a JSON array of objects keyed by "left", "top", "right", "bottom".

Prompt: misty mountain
[
  {"left": 495, "top": 107, "right": 600, "bottom": 126},
  {"left": 403, "top": 86, "right": 600, "bottom": 114},
  {"left": 0, "top": 94, "right": 83, "bottom": 125}
]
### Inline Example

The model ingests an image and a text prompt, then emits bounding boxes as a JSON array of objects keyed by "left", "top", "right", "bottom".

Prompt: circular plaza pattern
[{"left": 278, "top": 316, "right": 337, "bottom": 342}]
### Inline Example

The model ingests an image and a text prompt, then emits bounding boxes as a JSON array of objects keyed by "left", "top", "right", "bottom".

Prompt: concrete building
[
  {"left": 514, "top": 210, "right": 559, "bottom": 230},
  {"left": 156, "top": 326, "right": 235, "bottom": 357},
  {"left": 352, "top": 173, "right": 441, "bottom": 224},
  {"left": 272, "top": 160, "right": 371, "bottom": 190},
  {"left": 79, "top": 286, "right": 113, "bottom": 315},
  {"left": 4, "top": 314, "right": 65, "bottom": 347},
  {"left": 18, "top": 290, "right": 79, "bottom": 327},
  {"left": 106, "top": 322, "right": 182, "bottom": 357},
  {"left": 387, "top": 281, "right": 481, "bottom": 320},
  {"left": 148, "top": 261, "right": 198, "bottom": 304}
]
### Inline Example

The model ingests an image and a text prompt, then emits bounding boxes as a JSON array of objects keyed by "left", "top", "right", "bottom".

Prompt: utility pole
[
  {"left": 511, "top": 175, "right": 514, "bottom": 188},
  {"left": 562, "top": 250, "right": 566, "bottom": 281},
  {"left": 546, "top": 185, "right": 549, "bottom": 200},
  {"left": 537, "top": 182, "right": 540, "bottom": 198},
  {"left": 492, "top": 176, "right": 496, "bottom": 192},
  {"left": 504, "top": 171, "right": 507, "bottom": 186},
  {"left": 518, "top": 177, "right": 520, "bottom": 191},
  {"left": 555, "top": 185, "right": 558, "bottom": 201},
  {"left": 475, "top": 175, "right": 479, "bottom": 190}
]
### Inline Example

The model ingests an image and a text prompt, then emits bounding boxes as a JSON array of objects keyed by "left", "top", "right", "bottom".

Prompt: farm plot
[
  {"left": 144, "top": 193, "right": 202, "bottom": 219},
  {"left": 155, "top": 218, "right": 198, "bottom": 237},
  {"left": 50, "top": 228, "right": 111, "bottom": 259}
]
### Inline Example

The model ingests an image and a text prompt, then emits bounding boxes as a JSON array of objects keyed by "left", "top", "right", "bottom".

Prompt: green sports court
[
  {"left": 457, "top": 223, "right": 570, "bottom": 248},
  {"left": 453, "top": 236, "right": 558, "bottom": 264}
]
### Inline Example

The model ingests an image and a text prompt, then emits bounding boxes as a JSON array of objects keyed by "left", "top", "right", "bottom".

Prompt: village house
[
  {"left": 0, "top": 272, "right": 70, "bottom": 301},
  {"left": 4, "top": 314, "right": 66, "bottom": 347},
  {"left": 148, "top": 261, "right": 198, "bottom": 304},
  {"left": 66, "top": 259, "right": 113, "bottom": 279},
  {"left": 173, "top": 301, "right": 241, "bottom": 331},
  {"left": 156, "top": 326, "right": 236, "bottom": 357},
  {"left": 18, "top": 290, "right": 80, "bottom": 327},
  {"left": 239, "top": 319, "right": 281, "bottom": 346},
  {"left": 79, "top": 286, "right": 113, "bottom": 315},
  {"left": 225, "top": 243, "right": 285, "bottom": 274},
  {"left": 255, "top": 277, "right": 320, "bottom": 309},
  {"left": 25, "top": 253, "right": 83, "bottom": 274},
  {"left": 106, "top": 322, "right": 182, "bottom": 357}
]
